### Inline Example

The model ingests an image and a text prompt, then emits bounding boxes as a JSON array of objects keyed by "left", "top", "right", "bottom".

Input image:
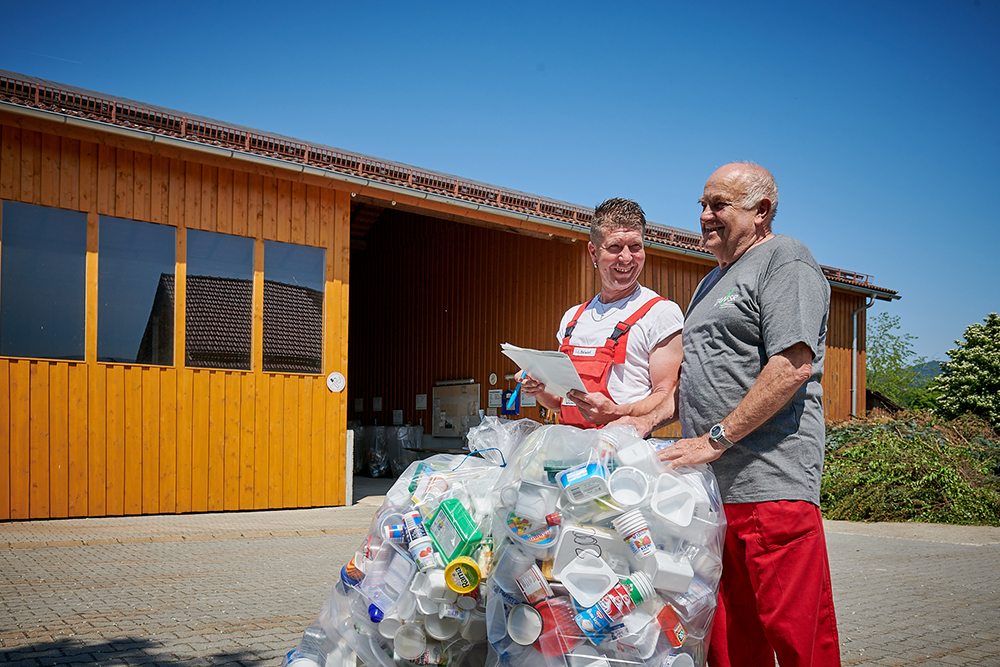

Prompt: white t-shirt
[{"left": 556, "top": 285, "right": 684, "bottom": 405}]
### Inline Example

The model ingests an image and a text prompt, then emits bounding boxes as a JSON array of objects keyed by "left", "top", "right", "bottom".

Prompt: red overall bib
[{"left": 557, "top": 296, "right": 666, "bottom": 429}]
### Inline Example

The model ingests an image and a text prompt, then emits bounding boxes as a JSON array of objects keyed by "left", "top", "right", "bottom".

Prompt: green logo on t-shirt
[{"left": 715, "top": 288, "right": 738, "bottom": 309}]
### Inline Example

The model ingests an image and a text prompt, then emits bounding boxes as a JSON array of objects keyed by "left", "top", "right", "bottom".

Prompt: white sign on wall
[{"left": 488, "top": 389, "right": 503, "bottom": 408}]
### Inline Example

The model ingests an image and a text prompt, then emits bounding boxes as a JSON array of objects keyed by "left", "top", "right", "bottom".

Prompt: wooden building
[{"left": 0, "top": 71, "right": 897, "bottom": 520}]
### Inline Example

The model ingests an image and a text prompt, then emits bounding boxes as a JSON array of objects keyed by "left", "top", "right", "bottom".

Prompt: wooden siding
[{"left": 1, "top": 118, "right": 350, "bottom": 519}]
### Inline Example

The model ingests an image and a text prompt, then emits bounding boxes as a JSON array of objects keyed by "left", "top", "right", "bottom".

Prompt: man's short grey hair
[
  {"left": 590, "top": 198, "right": 646, "bottom": 245},
  {"left": 733, "top": 161, "right": 779, "bottom": 226}
]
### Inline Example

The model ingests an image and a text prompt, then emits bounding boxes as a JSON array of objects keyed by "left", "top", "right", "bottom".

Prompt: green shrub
[{"left": 821, "top": 412, "right": 1000, "bottom": 525}]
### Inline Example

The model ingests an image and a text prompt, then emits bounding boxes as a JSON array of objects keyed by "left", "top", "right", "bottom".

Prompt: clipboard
[{"left": 501, "top": 343, "right": 586, "bottom": 399}]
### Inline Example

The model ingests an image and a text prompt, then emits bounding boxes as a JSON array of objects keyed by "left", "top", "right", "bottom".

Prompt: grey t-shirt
[{"left": 679, "top": 234, "right": 830, "bottom": 505}]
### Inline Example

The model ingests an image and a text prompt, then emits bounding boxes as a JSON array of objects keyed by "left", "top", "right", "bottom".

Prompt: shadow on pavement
[
  {"left": 0, "top": 637, "right": 278, "bottom": 666},
  {"left": 352, "top": 474, "right": 397, "bottom": 505}
]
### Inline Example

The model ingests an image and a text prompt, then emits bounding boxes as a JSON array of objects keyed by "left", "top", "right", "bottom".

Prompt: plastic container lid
[
  {"left": 608, "top": 466, "right": 649, "bottom": 506},
  {"left": 444, "top": 556, "right": 481, "bottom": 594},
  {"left": 423, "top": 612, "right": 461, "bottom": 640},
  {"left": 392, "top": 624, "right": 426, "bottom": 660},
  {"left": 506, "top": 603, "right": 544, "bottom": 645},
  {"left": 377, "top": 615, "right": 402, "bottom": 640}
]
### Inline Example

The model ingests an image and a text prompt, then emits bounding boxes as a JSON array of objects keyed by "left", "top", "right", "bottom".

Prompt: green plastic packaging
[{"left": 428, "top": 498, "right": 482, "bottom": 562}]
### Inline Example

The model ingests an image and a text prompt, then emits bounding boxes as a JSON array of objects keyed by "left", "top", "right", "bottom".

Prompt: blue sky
[{"left": 3, "top": 1, "right": 998, "bottom": 362}]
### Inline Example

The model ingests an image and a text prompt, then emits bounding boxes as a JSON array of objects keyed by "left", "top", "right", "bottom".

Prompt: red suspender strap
[
  {"left": 562, "top": 301, "right": 591, "bottom": 345},
  {"left": 609, "top": 296, "right": 666, "bottom": 364}
]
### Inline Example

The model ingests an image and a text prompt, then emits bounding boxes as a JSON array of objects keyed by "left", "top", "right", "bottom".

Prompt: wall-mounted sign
[
  {"left": 326, "top": 372, "right": 346, "bottom": 393},
  {"left": 488, "top": 389, "right": 503, "bottom": 408},
  {"left": 416, "top": 393, "right": 427, "bottom": 411},
  {"left": 373, "top": 397, "right": 383, "bottom": 412},
  {"left": 355, "top": 397, "right": 364, "bottom": 412},
  {"left": 393, "top": 409, "right": 403, "bottom": 425}
]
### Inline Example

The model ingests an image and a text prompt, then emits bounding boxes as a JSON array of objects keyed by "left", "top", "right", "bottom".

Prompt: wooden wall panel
[
  {"left": 67, "top": 363, "right": 89, "bottom": 516},
  {"left": 28, "top": 362, "right": 50, "bottom": 518},
  {"left": 240, "top": 373, "right": 255, "bottom": 509},
  {"left": 142, "top": 368, "right": 160, "bottom": 514},
  {"left": 123, "top": 366, "right": 143, "bottom": 515},
  {"left": 9, "top": 360, "right": 30, "bottom": 519},
  {"left": 159, "top": 368, "right": 177, "bottom": 514},
  {"left": 209, "top": 371, "right": 227, "bottom": 512},
  {"left": 1, "top": 125, "right": 21, "bottom": 201},
  {"left": 0, "top": 360, "right": 9, "bottom": 520},
  {"left": 224, "top": 371, "right": 240, "bottom": 511},
  {"left": 49, "top": 362, "right": 69, "bottom": 517},
  {"left": 176, "top": 368, "right": 193, "bottom": 514}
]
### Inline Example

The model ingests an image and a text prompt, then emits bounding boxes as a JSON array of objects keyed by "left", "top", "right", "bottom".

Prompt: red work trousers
[{"left": 707, "top": 500, "right": 841, "bottom": 667}]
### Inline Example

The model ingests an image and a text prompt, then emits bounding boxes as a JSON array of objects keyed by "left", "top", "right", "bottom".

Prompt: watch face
[{"left": 710, "top": 424, "right": 723, "bottom": 439}]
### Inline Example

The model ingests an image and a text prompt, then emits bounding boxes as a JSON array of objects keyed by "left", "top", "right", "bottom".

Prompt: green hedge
[{"left": 821, "top": 412, "right": 1000, "bottom": 525}]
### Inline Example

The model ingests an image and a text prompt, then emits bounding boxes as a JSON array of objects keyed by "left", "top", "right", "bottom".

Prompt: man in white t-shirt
[{"left": 522, "top": 198, "right": 683, "bottom": 437}]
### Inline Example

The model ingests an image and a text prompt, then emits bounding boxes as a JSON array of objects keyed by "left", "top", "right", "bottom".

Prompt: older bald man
[{"left": 662, "top": 162, "right": 841, "bottom": 667}]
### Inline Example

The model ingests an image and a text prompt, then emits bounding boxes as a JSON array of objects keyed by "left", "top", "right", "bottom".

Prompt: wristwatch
[{"left": 709, "top": 423, "right": 735, "bottom": 449}]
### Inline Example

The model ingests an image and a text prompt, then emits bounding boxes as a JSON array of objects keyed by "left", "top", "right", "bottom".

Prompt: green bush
[{"left": 821, "top": 412, "right": 1000, "bottom": 525}]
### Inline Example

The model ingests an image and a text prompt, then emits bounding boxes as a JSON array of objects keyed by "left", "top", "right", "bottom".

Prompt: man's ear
[
  {"left": 588, "top": 241, "right": 598, "bottom": 265},
  {"left": 755, "top": 198, "right": 772, "bottom": 225}
]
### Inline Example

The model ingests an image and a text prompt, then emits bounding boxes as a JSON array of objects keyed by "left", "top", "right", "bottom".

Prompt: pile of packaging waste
[{"left": 284, "top": 418, "right": 725, "bottom": 667}]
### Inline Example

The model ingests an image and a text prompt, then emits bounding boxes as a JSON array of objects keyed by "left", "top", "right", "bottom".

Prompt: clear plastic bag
[
  {"left": 486, "top": 423, "right": 726, "bottom": 667},
  {"left": 290, "top": 445, "right": 514, "bottom": 666},
  {"left": 368, "top": 426, "right": 389, "bottom": 478},
  {"left": 387, "top": 426, "right": 422, "bottom": 478},
  {"left": 286, "top": 420, "right": 725, "bottom": 666}
]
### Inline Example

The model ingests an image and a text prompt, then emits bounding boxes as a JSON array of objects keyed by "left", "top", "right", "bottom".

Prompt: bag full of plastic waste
[
  {"left": 484, "top": 422, "right": 726, "bottom": 667},
  {"left": 285, "top": 434, "right": 517, "bottom": 667}
]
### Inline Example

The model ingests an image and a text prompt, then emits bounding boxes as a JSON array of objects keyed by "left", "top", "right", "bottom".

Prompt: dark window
[
  {"left": 98, "top": 216, "right": 176, "bottom": 365},
  {"left": 185, "top": 229, "right": 254, "bottom": 370},
  {"left": 0, "top": 201, "right": 87, "bottom": 360},
  {"left": 263, "top": 240, "right": 325, "bottom": 374}
]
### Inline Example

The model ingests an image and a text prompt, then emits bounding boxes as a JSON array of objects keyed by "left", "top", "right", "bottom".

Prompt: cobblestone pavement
[{"left": 2, "top": 482, "right": 999, "bottom": 667}]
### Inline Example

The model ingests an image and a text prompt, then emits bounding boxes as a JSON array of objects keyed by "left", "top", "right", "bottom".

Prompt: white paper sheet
[{"left": 501, "top": 343, "right": 586, "bottom": 399}]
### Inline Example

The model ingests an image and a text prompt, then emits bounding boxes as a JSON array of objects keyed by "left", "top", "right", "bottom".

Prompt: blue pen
[{"left": 506, "top": 380, "right": 521, "bottom": 410}]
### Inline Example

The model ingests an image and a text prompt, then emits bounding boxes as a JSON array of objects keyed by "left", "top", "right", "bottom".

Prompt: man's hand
[
  {"left": 520, "top": 372, "right": 563, "bottom": 413},
  {"left": 659, "top": 433, "right": 727, "bottom": 469},
  {"left": 566, "top": 389, "right": 623, "bottom": 426}
]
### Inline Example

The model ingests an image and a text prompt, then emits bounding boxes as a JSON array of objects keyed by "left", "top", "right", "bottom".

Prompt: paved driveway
[{"left": 1, "top": 489, "right": 998, "bottom": 666}]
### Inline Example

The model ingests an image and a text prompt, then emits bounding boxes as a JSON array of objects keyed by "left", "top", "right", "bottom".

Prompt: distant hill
[{"left": 911, "top": 360, "right": 942, "bottom": 381}]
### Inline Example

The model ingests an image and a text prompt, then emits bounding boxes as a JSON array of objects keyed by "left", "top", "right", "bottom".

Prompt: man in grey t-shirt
[{"left": 661, "top": 163, "right": 841, "bottom": 667}]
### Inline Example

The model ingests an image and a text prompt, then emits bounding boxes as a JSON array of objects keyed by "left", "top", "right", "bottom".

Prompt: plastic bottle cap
[
  {"left": 368, "top": 604, "right": 384, "bottom": 623},
  {"left": 545, "top": 512, "right": 562, "bottom": 526}
]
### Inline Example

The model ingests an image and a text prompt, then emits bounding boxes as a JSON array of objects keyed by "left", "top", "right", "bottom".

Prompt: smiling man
[
  {"left": 520, "top": 197, "right": 684, "bottom": 437},
  {"left": 661, "top": 163, "right": 841, "bottom": 666}
]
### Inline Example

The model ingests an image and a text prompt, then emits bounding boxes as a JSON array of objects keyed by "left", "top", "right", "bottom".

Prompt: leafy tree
[
  {"left": 866, "top": 312, "right": 927, "bottom": 407},
  {"left": 932, "top": 313, "right": 1000, "bottom": 430}
]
